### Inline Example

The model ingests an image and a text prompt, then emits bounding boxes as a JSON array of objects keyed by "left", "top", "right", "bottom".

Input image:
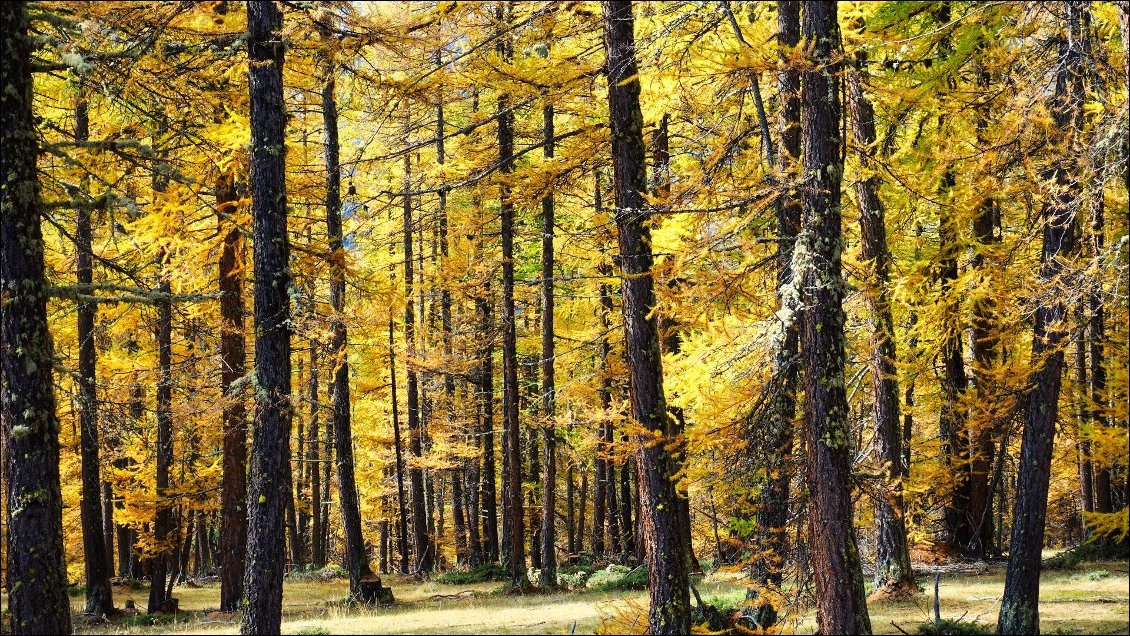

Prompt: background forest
[{"left": 1, "top": 1, "right": 1128, "bottom": 635}]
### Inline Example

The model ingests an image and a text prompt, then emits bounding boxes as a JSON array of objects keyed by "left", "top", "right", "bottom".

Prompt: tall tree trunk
[
  {"left": 848, "top": 60, "right": 914, "bottom": 594},
  {"left": 478, "top": 281, "right": 500, "bottom": 563},
  {"left": 602, "top": 2, "right": 690, "bottom": 632},
  {"left": 405, "top": 145, "right": 436, "bottom": 575},
  {"left": 390, "top": 317, "right": 410, "bottom": 574},
  {"left": 0, "top": 5, "right": 73, "bottom": 631},
  {"left": 1075, "top": 303, "right": 1095, "bottom": 522},
  {"left": 968, "top": 59, "right": 1000, "bottom": 560},
  {"left": 323, "top": 49, "right": 381, "bottom": 600},
  {"left": 148, "top": 258, "right": 174, "bottom": 612},
  {"left": 217, "top": 165, "right": 248, "bottom": 611},
  {"left": 496, "top": 8, "right": 529, "bottom": 588},
  {"left": 745, "top": 2, "right": 800, "bottom": 627},
  {"left": 309, "top": 343, "right": 324, "bottom": 569},
  {"left": 593, "top": 177, "right": 609, "bottom": 557},
  {"left": 539, "top": 92, "right": 559, "bottom": 589},
  {"left": 74, "top": 86, "right": 114, "bottom": 617},
  {"left": 1088, "top": 196, "right": 1112, "bottom": 515},
  {"left": 799, "top": 3, "right": 871, "bottom": 633},
  {"left": 998, "top": 5, "right": 1084, "bottom": 633},
  {"left": 242, "top": 2, "right": 293, "bottom": 631}
]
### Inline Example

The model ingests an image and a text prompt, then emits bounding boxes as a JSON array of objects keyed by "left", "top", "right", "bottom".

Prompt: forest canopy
[{"left": 1, "top": 1, "right": 1127, "bottom": 635}]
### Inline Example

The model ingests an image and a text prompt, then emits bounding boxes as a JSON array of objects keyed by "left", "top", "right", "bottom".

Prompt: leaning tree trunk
[
  {"left": 1, "top": 4, "right": 73, "bottom": 632},
  {"left": 848, "top": 60, "right": 914, "bottom": 595},
  {"left": 74, "top": 85, "right": 115, "bottom": 617},
  {"left": 799, "top": 3, "right": 872, "bottom": 633},
  {"left": 743, "top": 1, "right": 800, "bottom": 628},
  {"left": 602, "top": 2, "right": 690, "bottom": 632},
  {"left": 242, "top": 2, "right": 293, "bottom": 632},
  {"left": 217, "top": 165, "right": 249, "bottom": 611},
  {"left": 998, "top": 5, "right": 1085, "bottom": 634}
]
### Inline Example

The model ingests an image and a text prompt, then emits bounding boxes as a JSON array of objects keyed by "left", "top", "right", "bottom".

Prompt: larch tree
[
  {"left": 799, "top": 2, "right": 871, "bottom": 633},
  {"left": 1, "top": 3, "right": 74, "bottom": 633},
  {"left": 242, "top": 1, "right": 293, "bottom": 632},
  {"left": 998, "top": 3, "right": 1086, "bottom": 633},
  {"left": 602, "top": 1, "right": 690, "bottom": 632}
]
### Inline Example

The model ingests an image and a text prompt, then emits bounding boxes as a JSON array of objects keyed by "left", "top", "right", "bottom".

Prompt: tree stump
[{"left": 358, "top": 573, "right": 394, "bottom": 606}]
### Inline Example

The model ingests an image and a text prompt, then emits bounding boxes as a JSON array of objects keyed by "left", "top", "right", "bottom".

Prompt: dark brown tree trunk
[
  {"left": 74, "top": 87, "right": 115, "bottom": 617},
  {"left": 1088, "top": 196, "right": 1112, "bottom": 516},
  {"left": 405, "top": 147, "right": 436, "bottom": 575},
  {"left": 309, "top": 343, "right": 324, "bottom": 569},
  {"left": 578, "top": 467, "right": 588, "bottom": 558},
  {"left": 390, "top": 317, "right": 410, "bottom": 574},
  {"left": 148, "top": 264, "right": 174, "bottom": 614},
  {"left": 242, "top": 2, "right": 293, "bottom": 631},
  {"left": 849, "top": 60, "right": 914, "bottom": 593},
  {"left": 324, "top": 53, "right": 383, "bottom": 600},
  {"left": 478, "top": 283, "right": 500, "bottom": 563},
  {"left": 968, "top": 60, "right": 1000, "bottom": 560},
  {"left": 799, "top": 3, "right": 871, "bottom": 633},
  {"left": 1075, "top": 304, "right": 1095, "bottom": 523},
  {"left": 998, "top": 5, "right": 1084, "bottom": 633},
  {"left": 496, "top": 9, "right": 529, "bottom": 588},
  {"left": 602, "top": 2, "right": 690, "bottom": 631},
  {"left": 593, "top": 178, "right": 609, "bottom": 557},
  {"left": 217, "top": 165, "right": 248, "bottom": 611},
  {"left": 745, "top": 2, "right": 800, "bottom": 628},
  {"left": 539, "top": 94, "right": 559, "bottom": 588},
  {"left": 1, "top": 5, "right": 73, "bottom": 631}
]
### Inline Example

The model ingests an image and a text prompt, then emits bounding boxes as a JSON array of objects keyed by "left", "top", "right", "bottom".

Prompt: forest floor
[{"left": 69, "top": 559, "right": 1129, "bottom": 635}]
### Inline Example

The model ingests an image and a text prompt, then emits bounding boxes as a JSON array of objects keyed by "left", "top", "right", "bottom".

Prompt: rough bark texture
[
  {"left": 496, "top": 13, "right": 529, "bottom": 588},
  {"left": 998, "top": 6, "right": 1084, "bottom": 633},
  {"left": 744, "top": 1, "right": 800, "bottom": 627},
  {"left": 848, "top": 62, "right": 914, "bottom": 594},
  {"left": 602, "top": 2, "right": 690, "bottom": 632},
  {"left": 148, "top": 262, "right": 174, "bottom": 613},
  {"left": 242, "top": 3, "right": 293, "bottom": 632},
  {"left": 799, "top": 3, "right": 872, "bottom": 633},
  {"left": 218, "top": 167, "right": 248, "bottom": 611},
  {"left": 539, "top": 96, "right": 559, "bottom": 588},
  {"left": 74, "top": 88, "right": 115, "bottom": 617},
  {"left": 308, "top": 344, "right": 324, "bottom": 569},
  {"left": 592, "top": 176, "right": 609, "bottom": 559},
  {"left": 1088, "top": 196, "right": 1111, "bottom": 516},
  {"left": 1, "top": 5, "right": 74, "bottom": 632},
  {"left": 324, "top": 60, "right": 384, "bottom": 602}
]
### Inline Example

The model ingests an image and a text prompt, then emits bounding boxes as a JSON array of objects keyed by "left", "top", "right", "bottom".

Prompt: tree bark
[
  {"left": 602, "top": 2, "right": 691, "bottom": 632},
  {"left": 496, "top": 7, "right": 529, "bottom": 588},
  {"left": 539, "top": 91, "right": 559, "bottom": 588},
  {"left": 389, "top": 317, "right": 411, "bottom": 574},
  {"left": 998, "top": 5, "right": 1084, "bottom": 633},
  {"left": 848, "top": 59, "right": 914, "bottom": 593},
  {"left": 744, "top": 2, "right": 800, "bottom": 627},
  {"left": 309, "top": 343, "right": 324, "bottom": 569},
  {"left": 799, "top": 3, "right": 871, "bottom": 633},
  {"left": 242, "top": 2, "right": 293, "bottom": 631},
  {"left": 405, "top": 144, "right": 436, "bottom": 575},
  {"left": 74, "top": 85, "right": 115, "bottom": 617},
  {"left": 148, "top": 257, "right": 174, "bottom": 613},
  {"left": 0, "top": 4, "right": 73, "bottom": 631},
  {"left": 217, "top": 165, "right": 248, "bottom": 610},
  {"left": 1088, "top": 197, "right": 1112, "bottom": 516},
  {"left": 323, "top": 50, "right": 382, "bottom": 600}
]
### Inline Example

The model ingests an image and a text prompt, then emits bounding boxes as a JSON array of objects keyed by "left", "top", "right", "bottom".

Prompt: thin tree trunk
[
  {"left": 405, "top": 144, "right": 436, "bottom": 575},
  {"left": 309, "top": 343, "right": 324, "bottom": 569},
  {"left": 217, "top": 162, "right": 248, "bottom": 610},
  {"left": 799, "top": 3, "right": 871, "bottom": 633},
  {"left": 848, "top": 60, "right": 914, "bottom": 594},
  {"left": 74, "top": 86, "right": 114, "bottom": 616},
  {"left": 0, "top": 5, "right": 73, "bottom": 630},
  {"left": 1088, "top": 196, "right": 1112, "bottom": 515},
  {"left": 497, "top": 5, "right": 528, "bottom": 588},
  {"left": 148, "top": 264, "right": 174, "bottom": 613},
  {"left": 539, "top": 92, "right": 559, "bottom": 589},
  {"left": 602, "top": 2, "right": 690, "bottom": 631},
  {"left": 390, "top": 317, "right": 411, "bottom": 574},
  {"left": 323, "top": 48, "right": 381, "bottom": 600},
  {"left": 242, "top": 2, "right": 293, "bottom": 631},
  {"left": 998, "top": 5, "right": 1084, "bottom": 632},
  {"left": 745, "top": 2, "right": 800, "bottom": 627}
]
